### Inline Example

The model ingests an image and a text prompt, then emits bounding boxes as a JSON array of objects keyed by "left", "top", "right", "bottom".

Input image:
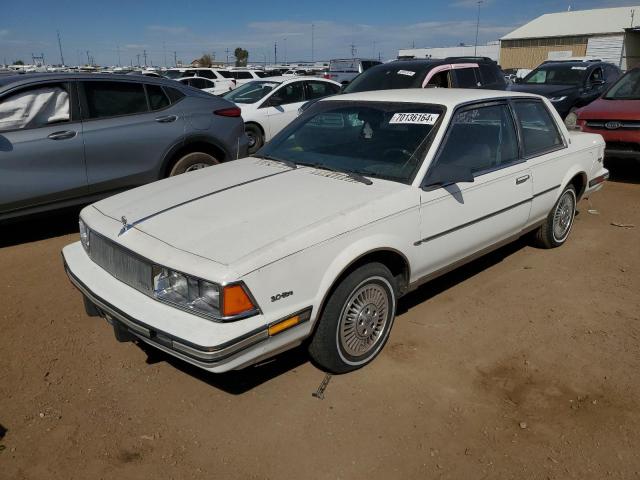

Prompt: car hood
[
  {"left": 577, "top": 98, "right": 640, "bottom": 120},
  {"left": 92, "top": 157, "right": 408, "bottom": 271},
  {"left": 507, "top": 83, "right": 577, "bottom": 98}
]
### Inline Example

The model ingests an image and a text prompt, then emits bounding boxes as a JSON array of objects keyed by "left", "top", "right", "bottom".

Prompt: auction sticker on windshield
[{"left": 389, "top": 113, "right": 439, "bottom": 125}]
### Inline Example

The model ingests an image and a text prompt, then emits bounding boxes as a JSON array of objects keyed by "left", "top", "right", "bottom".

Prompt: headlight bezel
[{"left": 79, "top": 218, "right": 90, "bottom": 253}]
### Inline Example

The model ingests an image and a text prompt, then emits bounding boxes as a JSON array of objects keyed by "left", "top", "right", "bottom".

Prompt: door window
[
  {"left": 305, "top": 81, "right": 340, "bottom": 99},
  {"left": 198, "top": 70, "right": 215, "bottom": 79},
  {"left": 454, "top": 67, "right": 480, "bottom": 88},
  {"left": 271, "top": 82, "right": 305, "bottom": 106},
  {"left": 588, "top": 67, "right": 604, "bottom": 84},
  {"left": 235, "top": 72, "right": 253, "bottom": 80},
  {"left": 425, "top": 70, "right": 451, "bottom": 88},
  {"left": 512, "top": 101, "right": 563, "bottom": 157},
  {"left": 433, "top": 103, "right": 519, "bottom": 175},
  {"left": 187, "top": 78, "right": 211, "bottom": 89},
  {"left": 0, "top": 83, "right": 70, "bottom": 132},
  {"left": 146, "top": 84, "right": 170, "bottom": 110},
  {"left": 84, "top": 81, "right": 148, "bottom": 119},
  {"left": 479, "top": 64, "right": 498, "bottom": 85}
]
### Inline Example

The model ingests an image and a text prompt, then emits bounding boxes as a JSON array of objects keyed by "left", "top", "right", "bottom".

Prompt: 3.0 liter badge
[{"left": 271, "top": 291, "right": 293, "bottom": 302}]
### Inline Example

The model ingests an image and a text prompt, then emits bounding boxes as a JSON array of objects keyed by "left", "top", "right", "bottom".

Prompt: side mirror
[{"left": 421, "top": 164, "right": 475, "bottom": 190}]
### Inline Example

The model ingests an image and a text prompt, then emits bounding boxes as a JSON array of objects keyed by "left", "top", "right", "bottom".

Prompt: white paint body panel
[{"left": 63, "top": 89, "right": 608, "bottom": 372}]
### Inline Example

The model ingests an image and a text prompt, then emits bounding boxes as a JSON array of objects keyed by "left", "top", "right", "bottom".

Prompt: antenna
[{"left": 57, "top": 30, "right": 65, "bottom": 66}]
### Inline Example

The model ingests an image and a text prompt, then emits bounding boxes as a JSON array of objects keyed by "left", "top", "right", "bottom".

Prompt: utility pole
[
  {"left": 274, "top": 42, "right": 278, "bottom": 65},
  {"left": 225, "top": 48, "right": 230, "bottom": 66},
  {"left": 86, "top": 50, "right": 90, "bottom": 65},
  {"left": 163, "top": 42, "right": 167, "bottom": 67},
  {"left": 474, "top": 0, "right": 484, "bottom": 56},
  {"left": 117, "top": 44, "right": 121, "bottom": 67},
  {"left": 372, "top": 40, "right": 376, "bottom": 58},
  {"left": 136, "top": 53, "right": 140, "bottom": 67},
  {"left": 311, "top": 23, "right": 315, "bottom": 63},
  {"left": 142, "top": 49, "right": 147, "bottom": 67},
  {"left": 173, "top": 51, "right": 177, "bottom": 67},
  {"left": 57, "top": 30, "right": 65, "bottom": 66},
  {"left": 350, "top": 43, "right": 357, "bottom": 58},
  {"left": 284, "top": 37, "right": 287, "bottom": 63}
]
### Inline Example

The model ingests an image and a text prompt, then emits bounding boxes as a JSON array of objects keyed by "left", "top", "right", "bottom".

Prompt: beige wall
[{"left": 500, "top": 44, "right": 588, "bottom": 70}]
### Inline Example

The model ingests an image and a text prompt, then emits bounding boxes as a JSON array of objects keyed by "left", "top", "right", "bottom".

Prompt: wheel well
[
  {"left": 569, "top": 172, "right": 587, "bottom": 201},
  {"left": 315, "top": 249, "right": 410, "bottom": 324},
  {"left": 163, "top": 141, "right": 226, "bottom": 178},
  {"left": 244, "top": 121, "right": 265, "bottom": 136}
]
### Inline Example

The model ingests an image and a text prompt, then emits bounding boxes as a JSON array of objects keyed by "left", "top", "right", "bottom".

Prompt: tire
[
  {"left": 245, "top": 124, "right": 264, "bottom": 155},
  {"left": 534, "top": 184, "right": 577, "bottom": 249},
  {"left": 168, "top": 152, "right": 219, "bottom": 177},
  {"left": 308, "top": 263, "right": 397, "bottom": 373}
]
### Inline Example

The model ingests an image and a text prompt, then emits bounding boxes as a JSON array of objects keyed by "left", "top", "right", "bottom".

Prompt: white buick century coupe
[{"left": 63, "top": 89, "right": 609, "bottom": 373}]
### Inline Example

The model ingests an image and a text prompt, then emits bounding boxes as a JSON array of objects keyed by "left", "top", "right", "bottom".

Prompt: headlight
[
  {"left": 153, "top": 267, "right": 221, "bottom": 318},
  {"left": 79, "top": 218, "right": 90, "bottom": 253},
  {"left": 549, "top": 96, "right": 567, "bottom": 102},
  {"left": 565, "top": 111, "right": 579, "bottom": 129}
]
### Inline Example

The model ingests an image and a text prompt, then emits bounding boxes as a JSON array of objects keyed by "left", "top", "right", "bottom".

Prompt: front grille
[
  {"left": 89, "top": 232, "right": 153, "bottom": 295},
  {"left": 585, "top": 120, "right": 640, "bottom": 130},
  {"left": 606, "top": 141, "right": 640, "bottom": 152}
]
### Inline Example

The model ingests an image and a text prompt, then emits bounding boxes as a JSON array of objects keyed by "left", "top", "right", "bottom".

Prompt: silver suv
[{"left": 0, "top": 73, "right": 248, "bottom": 221}]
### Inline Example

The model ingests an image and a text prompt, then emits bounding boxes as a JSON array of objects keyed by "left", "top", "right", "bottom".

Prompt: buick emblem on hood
[{"left": 605, "top": 121, "right": 622, "bottom": 130}]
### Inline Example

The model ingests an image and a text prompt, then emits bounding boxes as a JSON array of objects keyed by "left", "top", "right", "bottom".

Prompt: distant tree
[
  {"left": 234, "top": 48, "right": 248, "bottom": 67},
  {"left": 14, "top": 59, "right": 24, "bottom": 65},
  {"left": 196, "top": 54, "right": 214, "bottom": 67}
]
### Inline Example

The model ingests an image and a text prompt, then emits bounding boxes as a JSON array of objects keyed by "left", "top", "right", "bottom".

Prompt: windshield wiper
[
  {"left": 253, "top": 154, "right": 297, "bottom": 169},
  {"left": 300, "top": 163, "right": 373, "bottom": 185}
]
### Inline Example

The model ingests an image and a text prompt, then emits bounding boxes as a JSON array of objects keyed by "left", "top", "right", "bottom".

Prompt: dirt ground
[{"left": 1, "top": 159, "right": 639, "bottom": 480}]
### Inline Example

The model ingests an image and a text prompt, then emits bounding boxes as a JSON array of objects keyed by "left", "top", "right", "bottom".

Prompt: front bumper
[{"left": 62, "top": 242, "right": 310, "bottom": 372}]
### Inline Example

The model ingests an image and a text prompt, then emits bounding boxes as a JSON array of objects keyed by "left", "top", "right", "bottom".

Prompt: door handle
[
  {"left": 47, "top": 130, "right": 77, "bottom": 140},
  {"left": 516, "top": 175, "right": 530, "bottom": 185},
  {"left": 155, "top": 115, "right": 178, "bottom": 123}
]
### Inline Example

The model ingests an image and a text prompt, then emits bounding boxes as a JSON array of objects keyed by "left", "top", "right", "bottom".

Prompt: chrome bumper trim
[{"left": 63, "top": 258, "right": 268, "bottom": 363}]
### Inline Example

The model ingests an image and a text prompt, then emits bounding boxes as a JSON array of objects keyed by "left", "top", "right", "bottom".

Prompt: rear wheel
[
  {"left": 168, "top": 152, "right": 219, "bottom": 177},
  {"left": 534, "top": 184, "right": 577, "bottom": 249},
  {"left": 308, "top": 263, "right": 397, "bottom": 373},
  {"left": 245, "top": 124, "right": 264, "bottom": 155}
]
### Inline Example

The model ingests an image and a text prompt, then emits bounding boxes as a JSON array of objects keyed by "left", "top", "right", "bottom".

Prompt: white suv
[{"left": 164, "top": 68, "right": 235, "bottom": 92}]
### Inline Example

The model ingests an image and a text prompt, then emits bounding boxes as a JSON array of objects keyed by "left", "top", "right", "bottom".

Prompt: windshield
[
  {"left": 523, "top": 64, "right": 587, "bottom": 85},
  {"left": 343, "top": 65, "right": 426, "bottom": 93},
  {"left": 221, "top": 81, "right": 281, "bottom": 104},
  {"left": 604, "top": 69, "right": 640, "bottom": 100},
  {"left": 259, "top": 101, "right": 444, "bottom": 184}
]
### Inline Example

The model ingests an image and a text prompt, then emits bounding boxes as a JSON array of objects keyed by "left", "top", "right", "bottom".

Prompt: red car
[{"left": 568, "top": 68, "right": 640, "bottom": 160}]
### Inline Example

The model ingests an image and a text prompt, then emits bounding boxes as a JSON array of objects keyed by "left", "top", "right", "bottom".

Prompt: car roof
[
  {"left": 0, "top": 72, "right": 180, "bottom": 91},
  {"left": 538, "top": 60, "right": 607, "bottom": 69},
  {"left": 326, "top": 88, "right": 541, "bottom": 107}
]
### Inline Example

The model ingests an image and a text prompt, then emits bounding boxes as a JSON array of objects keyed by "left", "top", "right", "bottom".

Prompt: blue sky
[{"left": 1, "top": 0, "right": 638, "bottom": 66}]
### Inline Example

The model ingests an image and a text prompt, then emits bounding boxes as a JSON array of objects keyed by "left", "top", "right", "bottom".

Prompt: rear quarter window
[{"left": 513, "top": 101, "right": 564, "bottom": 157}]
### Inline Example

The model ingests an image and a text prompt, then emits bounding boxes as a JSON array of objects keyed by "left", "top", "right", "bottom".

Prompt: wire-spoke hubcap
[
  {"left": 185, "top": 163, "right": 210, "bottom": 172},
  {"left": 553, "top": 191, "right": 575, "bottom": 242},
  {"left": 339, "top": 283, "right": 390, "bottom": 357}
]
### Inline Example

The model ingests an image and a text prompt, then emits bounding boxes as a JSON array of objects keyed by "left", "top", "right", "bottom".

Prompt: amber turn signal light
[{"left": 222, "top": 284, "right": 256, "bottom": 317}]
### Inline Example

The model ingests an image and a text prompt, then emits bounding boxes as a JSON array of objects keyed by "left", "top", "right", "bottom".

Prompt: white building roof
[{"left": 502, "top": 6, "right": 640, "bottom": 40}]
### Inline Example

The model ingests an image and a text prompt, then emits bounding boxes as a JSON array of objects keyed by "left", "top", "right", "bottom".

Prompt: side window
[
  {"left": 236, "top": 72, "right": 253, "bottom": 80},
  {"left": 512, "top": 101, "right": 563, "bottom": 157},
  {"left": 165, "top": 87, "right": 185, "bottom": 103},
  {"left": 361, "top": 61, "right": 380, "bottom": 71},
  {"left": 146, "top": 84, "right": 170, "bottom": 110},
  {"left": 434, "top": 104, "right": 519, "bottom": 175},
  {"left": 185, "top": 70, "right": 197, "bottom": 77},
  {"left": 0, "top": 83, "right": 70, "bottom": 132},
  {"left": 189, "top": 78, "right": 208, "bottom": 89},
  {"left": 425, "top": 70, "right": 451, "bottom": 88},
  {"left": 272, "top": 82, "right": 305, "bottom": 105},
  {"left": 218, "top": 71, "right": 234, "bottom": 78},
  {"left": 84, "top": 81, "right": 148, "bottom": 119},
  {"left": 305, "top": 81, "right": 338, "bottom": 99},
  {"left": 479, "top": 64, "right": 497, "bottom": 85},
  {"left": 198, "top": 70, "right": 215, "bottom": 79},
  {"left": 454, "top": 67, "right": 480, "bottom": 88}
]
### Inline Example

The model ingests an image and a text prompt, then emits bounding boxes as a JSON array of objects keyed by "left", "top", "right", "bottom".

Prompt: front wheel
[
  {"left": 308, "top": 263, "right": 397, "bottom": 373},
  {"left": 534, "top": 184, "right": 577, "bottom": 249}
]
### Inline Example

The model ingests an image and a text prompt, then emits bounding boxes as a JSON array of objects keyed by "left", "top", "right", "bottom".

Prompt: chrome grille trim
[{"left": 89, "top": 232, "right": 153, "bottom": 295}]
